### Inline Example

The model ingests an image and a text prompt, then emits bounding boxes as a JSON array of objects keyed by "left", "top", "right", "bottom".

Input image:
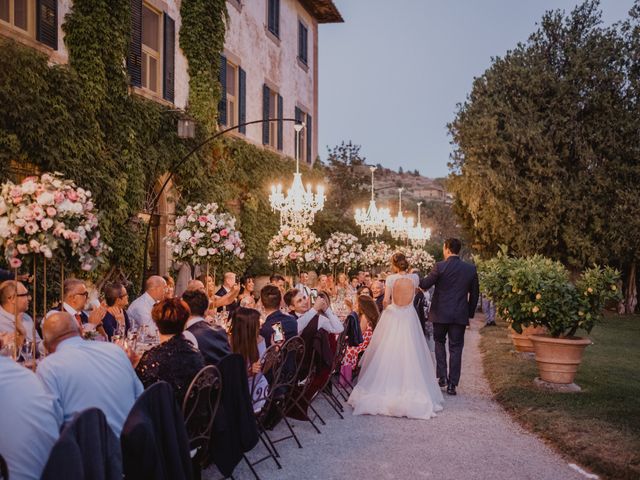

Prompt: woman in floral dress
[{"left": 342, "top": 295, "right": 380, "bottom": 372}]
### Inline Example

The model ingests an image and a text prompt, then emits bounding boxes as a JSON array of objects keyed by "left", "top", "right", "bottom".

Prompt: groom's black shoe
[
  {"left": 446, "top": 384, "right": 457, "bottom": 396},
  {"left": 438, "top": 377, "right": 447, "bottom": 388}
]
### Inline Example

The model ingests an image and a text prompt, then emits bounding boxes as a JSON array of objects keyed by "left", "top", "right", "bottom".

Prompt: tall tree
[{"left": 448, "top": 0, "right": 640, "bottom": 312}]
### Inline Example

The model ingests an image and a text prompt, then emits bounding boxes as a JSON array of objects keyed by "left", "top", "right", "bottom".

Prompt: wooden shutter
[
  {"left": 275, "top": 0, "right": 280, "bottom": 36},
  {"left": 238, "top": 67, "right": 246, "bottom": 134},
  {"left": 218, "top": 55, "right": 227, "bottom": 126},
  {"left": 36, "top": 0, "right": 57, "bottom": 49},
  {"left": 306, "top": 114, "right": 312, "bottom": 163},
  {"left": 163, "top": 13, "right": 175, "bottom": 103},
  {"left": 277, "top": 94, "right": 283, "bottom": 151},
  {"left": 262, "top": 84, "right": 270, "bottom": 145},
  {"left": 127, "top": 0, "right": 143, "bottom": 87},
  {"left": 298, "top": 22, "right": 307, "bottom": 63},
  {"left": 294, "top": 107, "right": 302, "bottom": 158}
]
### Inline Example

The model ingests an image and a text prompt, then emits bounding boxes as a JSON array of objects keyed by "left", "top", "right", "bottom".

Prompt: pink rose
[
  {"left": 54, "top": 192, "right": 64, "bottom": 204},
  {"left": 90, "top": 237, "right": 99, "bottom": 248},
  {"left": 66, "top": 190, "right": 78, "bottom": 202},
  {"left": 9, "top": 257, "right": 22, "bottom": 269},
  {"left": 220, "top": 229, "right": 229, "bottom": 237},
  {"left": 46, "top": 207, "right": 57, "bottom": 217},
  {"left": 17, "top": 244, "right": 29, "bottom": 254},
  {"left": 24, "top": 222, "right": 39, "bottom": 235}
]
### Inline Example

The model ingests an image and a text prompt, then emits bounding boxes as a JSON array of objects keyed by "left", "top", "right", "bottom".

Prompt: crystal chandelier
[
  {"left": 354, "top": 167, "right": 390, "bottom": 236},
  {"left": 387, "top": 188, "right": 414, "bottom": 240},
  {"left": 269, "top": 123, "right": 325, "bottom": 227},
  {"left": 409, "top": 201, "right": 432, "bottom": 247}
]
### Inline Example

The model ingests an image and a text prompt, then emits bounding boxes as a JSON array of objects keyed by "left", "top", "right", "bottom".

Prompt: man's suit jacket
[
  {"left": 260, "top": 310, "right": 298, "bottom": 348},
  {"left": 215, "top": 286, "right": 238, "bottom": 314},
  {"left": 186, "top": 320, "right": 231, "bottom": 365},
  {"left": 419, "top": 256, "right": 479, "bottom": 326}
]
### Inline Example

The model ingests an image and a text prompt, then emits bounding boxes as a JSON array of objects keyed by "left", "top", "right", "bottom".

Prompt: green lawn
[{"left": 480, "top": 315, "right": 640, "bottom": 480}]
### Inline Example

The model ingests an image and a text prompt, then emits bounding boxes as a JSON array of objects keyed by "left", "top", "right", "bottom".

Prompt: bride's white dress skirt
[{"left": 348, "top": 303, "right": 444, "bottom": 420}]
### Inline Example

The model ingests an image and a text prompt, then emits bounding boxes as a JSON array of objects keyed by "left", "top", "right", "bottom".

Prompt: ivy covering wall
[{"left": 0, "top": 0, "right": 319, "bottom": 290}]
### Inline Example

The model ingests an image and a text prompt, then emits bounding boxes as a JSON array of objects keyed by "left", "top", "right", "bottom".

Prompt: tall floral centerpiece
[
  {"left": 167, "top": 203, "right": 245, "bottom": 280},
  {"left": 361, "top": 240, "right": 392, "bottom": 271},
  {"left": 323, "top": 232, "right": 363, "bottom": 273},
  {"left": 0, "top": 173, "right": 107, "bottom": 271},
  {"left": 268, "top": 225, "right": 322, "bottom": 274},
  {"left": 401, "top": 246, "right": 436, "bottom": 275}
]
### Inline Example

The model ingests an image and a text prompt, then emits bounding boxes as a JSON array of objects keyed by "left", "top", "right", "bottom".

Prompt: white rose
[
  {"left": 36, "top": 191, "right": 55, "bottom": 206},
  {"left": 197, "top": 247, "right": 208, "bottom": 257},
  {"left": 21, "top": 180, "right": 37, "bottom": 195},
  {"left": 178, "top": 229, "right": 191, "bottom": 242},
  {"left": 0, "top": 217, "right": 10, "bottom": 238}
]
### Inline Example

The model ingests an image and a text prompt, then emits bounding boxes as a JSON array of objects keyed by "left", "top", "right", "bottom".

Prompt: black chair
[
  {"left": 182, "top": 365, "right": 222, "bottom": 479},
  {"left": 330, "top": 331, "right": 355, "bottom": 401},
  {"left": 264, "top": 336, "right": 306, "bottom": 450},
  {"left": 41, "top": 408, "right": 122, "bottom": 480},
  {"left": 121, "top": 382, "right": 193, "bottom": 480},
  {"left": 0, "top": 453, "right": 8, "bottom": 480},
  {"left": 313, "top": 332, "right": 350, "bottom": 419}
]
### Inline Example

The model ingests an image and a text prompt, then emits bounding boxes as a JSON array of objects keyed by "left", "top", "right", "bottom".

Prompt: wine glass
[{"left": 21, "top": 340, "right": 33, "bottom": 365}]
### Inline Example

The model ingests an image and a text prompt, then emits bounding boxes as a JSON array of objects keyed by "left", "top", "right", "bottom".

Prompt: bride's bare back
[{"left": 392, "top": 277, "right": 415, "bottom": 306}]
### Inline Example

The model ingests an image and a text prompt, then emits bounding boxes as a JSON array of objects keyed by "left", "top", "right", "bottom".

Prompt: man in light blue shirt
[
  {"left": 127, "top": 275, "right": 166, "bottom": 337},
  {"left": 0, "top": 355, "right": 62, "bottom": 480},
  {"left": 37, "top": 312, "right": 143, "bottom": 437}
]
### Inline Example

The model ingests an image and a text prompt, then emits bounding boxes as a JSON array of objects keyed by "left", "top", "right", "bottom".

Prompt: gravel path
[{"left": 205, "top": 318, "right": 590, "bottom": 480}]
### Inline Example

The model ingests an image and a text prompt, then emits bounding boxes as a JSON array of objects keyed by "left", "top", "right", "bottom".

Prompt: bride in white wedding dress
[{"left": 348, "top": 252, "right": 444, "bottom": 419}]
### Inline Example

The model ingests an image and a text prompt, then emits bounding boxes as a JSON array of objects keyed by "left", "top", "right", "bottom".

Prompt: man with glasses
[
  {"left": 0, "top": 280, "right": 43, "bottom": 352},
  {"left": 47, "top": 279, "right": 107, "bottom": 337}
]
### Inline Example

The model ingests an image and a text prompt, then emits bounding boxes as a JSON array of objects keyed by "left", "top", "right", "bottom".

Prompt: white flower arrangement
[
  {"left": 166, "top": 203, "right": 244, "bottom": 268},
  {"left": 0, "top": 173, "right": 107, "bottom": 271},
  {"left": 322, "top": 232, "right": 363, "bottom": 271},
  {"left": 361, "top": 240, "right": 392, "bottom": 269},
  {"left": 400, "top": 246, "right": 436, "bottom": 274},
  {"left": 268, "top": 225, "right": 321, "bottom": 271}
]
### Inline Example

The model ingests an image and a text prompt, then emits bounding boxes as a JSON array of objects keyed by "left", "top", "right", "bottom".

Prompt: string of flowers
[
  {"left": 0, "top": 173, "right": 107, "bottom": 271},
  {"left": 167, "top": 203, "right": 244, "bottom": 272},
  {"left": 322, "top": 232, "right": 363, "bottom": 272},
  {"left": 361, "top": 240, "right": 392, "bottom": 269},
  {"left": 268, "top": 225, "right": 322, "bottom": 272}
]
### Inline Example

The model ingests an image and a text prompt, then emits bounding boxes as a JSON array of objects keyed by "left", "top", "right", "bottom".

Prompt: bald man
[
  {"left": 127, "top": 275, "right": 167, "bottom": 337},
  {"left": 37, "top": 312, "right": 143, "bottom": 436}
]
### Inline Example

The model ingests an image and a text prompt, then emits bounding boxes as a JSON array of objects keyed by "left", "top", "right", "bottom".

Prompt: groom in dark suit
[{"left": 420, "top": 238, "right": 479, "bottom": 395}]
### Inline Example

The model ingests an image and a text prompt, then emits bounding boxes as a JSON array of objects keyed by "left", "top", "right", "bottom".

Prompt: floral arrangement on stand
[
  {"left": 267, "top": 225, "right": 322, "bottom": 273},
  {"left": 400, "top": 246, "right": 436, "bottom": 274},
  {"left": 167, "top": 203, "right": 245, "bottom": 276},
  {"left": 361, "top": 240, "right": 392, "bottom": 270},
  {"left": 323, "top": 232, "right": 363, "bottom": 273},
  {"left": 0, "top": 173, "right": 107, "bottom": 271}
]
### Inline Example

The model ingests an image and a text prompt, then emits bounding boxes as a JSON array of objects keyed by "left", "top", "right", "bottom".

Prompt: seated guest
[
  {"left": 47, "top": 278, "right": 107, "bottom": 337},
  {"left": 102, "top": 282, "right": 131, "bottom": 341},
  {"left": 296, "top": 291, "right": 344, "bottom": 335},
  {"left": 294, "top": 271, "right": 311, "bottom": 300},
  {"left": 135, "top": 298, "right": 205, "bottom": 406},
  {"left": 0, "top": 355, "right": 62, "bottom": 480},
  {"left": 342, "top": 295, "right": 380, "bottom": 376},
  {"left": 349, "top": 276, "right": 360, "bottom": 293},
  {"left": 37, "top": 312, "right": 143, "bottom": 437},
  {"left": 0, "top": 268, "right": 29, "bottom": 282},
  {"left": 238, "top": 275, "right": 256, "bottom": 308},
  {"left": 127, "top": 275, "right": 167, "bottom": 337},
  {"left": 269, "top": 274, "right": 286, "bottom": 294},
  {"left": 0, "top": 280, "right": 43, "bottom": 353},
  {"left": 371, "top": 280, "right": 385, "bottom": 312},
  {"left": 186, "top": 279, "right": 240, "bottom": 313},
  {"left": 162, "top": 275, "right": 175, "bottom": 299},
  {"left": 357, "top": 285, "right": 373, "bottom": 297},
  {"left": 284, "top": 288, "right": 306, "bottom": 316},
  {"left": 229, "top": 307, "right": 269, "bottom": 411},
  {"left": 215, "top": 272, "right": 240, "bottom": 313},
  {"left": 259, "top": 285, "right": 298, "bottom": 348},
  {"left": 182, "top": 289, "right": 231, "bottom": 365}
]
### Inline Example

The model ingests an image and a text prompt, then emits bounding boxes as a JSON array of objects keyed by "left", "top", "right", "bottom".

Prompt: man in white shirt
[
  {"left": 37, "top": 312, "right": 143, "bottom": 437},
  {"left": 294, "top": 271, "right": 311, "bottom": 299},
  {"left": 0, "top": 355, "right": 62, "bottom": 480},
  {"left": 285, "top": 288, "right": 344, "bottom": 335},
  {"left": 0, "top": 280, "right": 43, "bottom": 353},
  {"left": 127, "top": 275, "right": 167, "bottom": 336},
  {"left": 46, "top": 279, "right": 106, "bottom": 337}
]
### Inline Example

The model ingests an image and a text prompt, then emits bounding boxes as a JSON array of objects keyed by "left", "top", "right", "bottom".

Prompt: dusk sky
[{"left": 318, "top": 0, "right": 634, "bottom": 178}]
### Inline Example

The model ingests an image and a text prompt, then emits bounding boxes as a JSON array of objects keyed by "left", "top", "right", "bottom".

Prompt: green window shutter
[
  {"left": 127, "top": 0, "right": 143, "bottom": 87},
  {"left": 306, "top": 114, "right": 312, "bottom": 163},
  {"left": 262, "top": 84, "right": 270, "bottom": 145},
  {"left": 36, "top": 0, "right": 57, "bottom": 50},
  {"left": 277, "top": 94, "right": 283, "bottom": 151},
  {"left": 218, "top": 55, "right": 227, "bottom": 126},
  {"left": 238, "top": 67, "right": 246, "bottom": 133},
  {"left": 162, "top": 13, "right": 175, "bottom": 103}
]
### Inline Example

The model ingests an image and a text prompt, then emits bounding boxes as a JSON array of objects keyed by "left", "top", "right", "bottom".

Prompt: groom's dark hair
[{"left": 445, "top": 238, "right": 462, "bottom": 254}]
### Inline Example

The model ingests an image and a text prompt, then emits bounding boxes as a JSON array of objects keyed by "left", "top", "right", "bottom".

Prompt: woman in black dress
[
  {"left": 101, "top": 282, "right": 131, "bottom": 341},
  {"left": 135, "top": 298, "right": 205, "bottom": 405}
]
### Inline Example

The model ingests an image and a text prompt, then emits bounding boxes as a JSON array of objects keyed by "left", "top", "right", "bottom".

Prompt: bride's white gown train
[{"left": 348, "top": 274, "right": 444, "bottom": 420}]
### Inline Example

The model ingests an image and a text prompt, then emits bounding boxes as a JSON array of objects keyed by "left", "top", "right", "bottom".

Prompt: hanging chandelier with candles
[
  {"left": 387, "top": 187, "right": 414, "bottom": 240},
  {"left": 354, "top": 166, "right": 390, "bottom": 237},
  {"left": 269, "top": 123, "right": 325, "bottom": 227},
  {"left": 409, "top": 201, "right": 432, "bottom": 247}
]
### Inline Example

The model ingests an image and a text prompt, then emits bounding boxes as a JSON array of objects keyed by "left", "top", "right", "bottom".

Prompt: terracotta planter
[
  {"left": 510, "top": 325, "right": 547, "bottom": 353},
  {"left": 530, "top": 335, "right": 592, "bottom": 384}
]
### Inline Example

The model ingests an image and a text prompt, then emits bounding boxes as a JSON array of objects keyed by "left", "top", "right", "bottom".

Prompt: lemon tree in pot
[{"left": 528, "top": 265, "right": 621, "bottom": 384}]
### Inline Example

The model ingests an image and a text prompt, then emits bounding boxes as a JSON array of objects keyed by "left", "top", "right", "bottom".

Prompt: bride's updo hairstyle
[{"left": 391, "top": 252, "right": 409, "bottom": 272}]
